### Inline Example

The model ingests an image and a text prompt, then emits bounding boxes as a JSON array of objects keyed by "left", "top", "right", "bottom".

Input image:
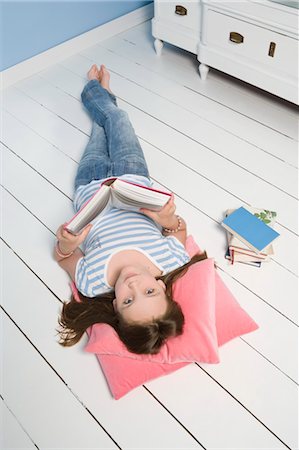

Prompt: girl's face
[{"left": 113, "top": 265, "right": 168, "bottom": 323}]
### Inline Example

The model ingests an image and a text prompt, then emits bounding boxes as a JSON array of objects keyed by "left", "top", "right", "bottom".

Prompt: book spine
[
  {"left": 65, "top": 177, "right": 116, "bottom": 232},
  {"left": 238, "top": 260, "right": 262, "bottom": 267},
  {"left": 118, "top": 179, "right": 172, "bottom": 196},
  {"left": 229, "top": 246, "right": 268, "bottom": 259}
]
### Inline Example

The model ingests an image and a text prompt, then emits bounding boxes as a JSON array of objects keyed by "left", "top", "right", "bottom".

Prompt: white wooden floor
[{"left": 1, "top": 19, "right": 298, "bottom": 450}]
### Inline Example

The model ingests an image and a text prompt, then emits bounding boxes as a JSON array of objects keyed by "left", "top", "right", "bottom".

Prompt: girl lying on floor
[{"left": 55, "top": 64, "right": 206, "bottom": 355}]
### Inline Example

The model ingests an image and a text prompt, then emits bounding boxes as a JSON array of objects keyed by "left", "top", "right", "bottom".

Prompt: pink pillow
[
  {"left": 85, "top": 258, "right": 220, "bottom": 364},
  {"left": 214, "top": 270, "right": 258, "bottom": 346},
  {"left": 98, "top": 355, "right": 188, "bottom": 400},
  {"left": 83, "top": 236, "right": 259, "bottom": 399}
]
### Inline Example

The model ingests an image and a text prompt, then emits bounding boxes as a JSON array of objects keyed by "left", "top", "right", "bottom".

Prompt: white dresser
[{"left": 151, "top": 0, "right": 299, "bottom": 104}]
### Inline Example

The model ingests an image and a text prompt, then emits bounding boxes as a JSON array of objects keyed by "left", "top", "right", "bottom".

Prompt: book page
[
  {"left": 66, "top": 185, "right": 111, "bottom": 234},
  {"left": 111, "top": 179, "right": 170, "bottom": 210}
]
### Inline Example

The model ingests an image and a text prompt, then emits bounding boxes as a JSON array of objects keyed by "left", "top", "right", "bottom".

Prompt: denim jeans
[{"left": 74, "top": 80, "right": 150, "bottom": 191}]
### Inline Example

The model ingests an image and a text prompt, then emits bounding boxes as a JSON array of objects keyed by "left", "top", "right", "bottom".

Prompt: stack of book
[{"left": 221, "top": 206, "right": 280, "bottom": 268}]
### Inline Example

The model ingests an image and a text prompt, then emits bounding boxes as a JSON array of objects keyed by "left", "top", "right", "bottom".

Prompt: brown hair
[{"left": 58, "top": 252, "right": 208, "bottom": 354}]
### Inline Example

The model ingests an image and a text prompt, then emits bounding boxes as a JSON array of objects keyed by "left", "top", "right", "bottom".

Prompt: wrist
[
  {"left": 55, "top": 241, "right": 74, "bottom": 259},
  {"left": 161, "top": 215, "right": 178, "bottom": 229},
  {"left": 163, "top": 215, "right": 185, "bottom": 234}
]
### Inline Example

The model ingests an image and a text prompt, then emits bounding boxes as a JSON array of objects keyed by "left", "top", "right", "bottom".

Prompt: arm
[
  {"left": 140, "top": 195, "right": 187, "bottom": 246},
  {"left": 54, "top": 223, "right": 93, "bottom": 281},
  {"left": 162, "top": 215, "right": 187, "bottom": 246}
]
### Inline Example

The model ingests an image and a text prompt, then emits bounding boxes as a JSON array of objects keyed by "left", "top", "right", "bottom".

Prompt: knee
[
  {"left": 112, "top": 156, "right": 149, "bottom": 178},
  {"left": 108, "top": 108, "right": 129, "bottom": 121}
]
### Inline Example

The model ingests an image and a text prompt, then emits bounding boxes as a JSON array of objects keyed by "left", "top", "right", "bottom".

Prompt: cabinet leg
[
  {"left": 198, "top": 63, "right": 209, "bottom": 80},
  {"left": 154, "top": 38, "right": 164, "bottom": 56}
]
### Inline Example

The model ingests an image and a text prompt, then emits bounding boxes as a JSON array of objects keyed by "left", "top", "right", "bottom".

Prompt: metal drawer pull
[
  {"left": 229, "top": 32, "right": 244, "bottom": 44},
  {"left": 175, "top": 5, "right": 187, "bottom": 16},
  {"left": 268, "top": 42, "right": 276, "bottom": 57}
]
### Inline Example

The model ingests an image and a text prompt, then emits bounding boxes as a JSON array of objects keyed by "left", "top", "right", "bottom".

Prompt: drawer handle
[
  {"left": 175, "top": 5, "right": 187, "bottom": 16},
  {"left": 229, "top": 32, "right": 244, "bottom": 44},
  {"left": 268, "top": 42, "right": 276, "bottom": 57}
]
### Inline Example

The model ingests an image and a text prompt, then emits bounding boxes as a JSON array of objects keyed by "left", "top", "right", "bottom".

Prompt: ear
[
  {"left": 112, "top": 298, "right": 117, "bottom": 312},
  {"left": 157, "top": 279, "right": 166, "bottom": 291}
]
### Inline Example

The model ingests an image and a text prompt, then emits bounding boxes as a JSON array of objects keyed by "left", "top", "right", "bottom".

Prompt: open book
[{"left": 65, "top": 177, "right": 172, "bottom": 234}]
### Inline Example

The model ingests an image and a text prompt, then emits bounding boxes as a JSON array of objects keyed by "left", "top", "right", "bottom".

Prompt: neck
[{"left": 107, "top": 250, "right": 162, "bottom": 286}]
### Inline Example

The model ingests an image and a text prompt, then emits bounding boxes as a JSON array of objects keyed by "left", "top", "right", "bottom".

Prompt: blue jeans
[{"left": 74, "top": 80, "right": 150, "bottom": 191}]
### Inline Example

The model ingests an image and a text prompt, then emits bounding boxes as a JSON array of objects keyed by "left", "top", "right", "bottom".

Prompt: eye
[
  {"left": 146, "top": 288, "right": 155, "bottom": 295},
  {"left": 123, "top": 298, "right": 133, "bottom": 305}
]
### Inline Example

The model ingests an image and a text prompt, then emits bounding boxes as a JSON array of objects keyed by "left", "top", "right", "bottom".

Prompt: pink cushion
[
  {"left": 84, "top": 236, "right": 259, "bottom": 399},
  {"left": 98, "top": 355, "right": 188, "bottom": 401},
  {"left": 85, "top": 258, "right": 220, "bottom": 364}
]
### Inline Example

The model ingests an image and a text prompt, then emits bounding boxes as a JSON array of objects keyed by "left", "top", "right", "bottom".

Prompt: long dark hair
[{"left": 58, "top": 252, "right": 208, "bottom": 354}]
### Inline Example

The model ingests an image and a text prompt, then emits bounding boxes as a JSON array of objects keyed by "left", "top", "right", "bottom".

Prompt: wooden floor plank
[
  {"left": 2, "top": 311, "right": 120, "bottom": 450},
  {"left": 3, "top": 87, "right": 89, "bottom": 161},
  {"left": 202, "top": 340, "right": 298, "bottom": 449},
  {"left": 0, "top": 399, "right": 37, "bottom": 450},
  {"left": 2, "top": 110, "right": 77, "bottom": 199},
  {"left": 2, "top": 144, "right": 74, "bottom": 232},
  {"left": 146, "top": 364, "right": 292, "bottom": 450}
]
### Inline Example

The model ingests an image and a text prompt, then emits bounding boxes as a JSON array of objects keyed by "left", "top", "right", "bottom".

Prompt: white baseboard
[{"left": 0, "top": 3, "right": 154, "bottom": 90}]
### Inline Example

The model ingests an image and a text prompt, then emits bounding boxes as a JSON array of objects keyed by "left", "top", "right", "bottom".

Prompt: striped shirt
[{"left": 74, "top": 175, "right": 190, "bottom": 298}]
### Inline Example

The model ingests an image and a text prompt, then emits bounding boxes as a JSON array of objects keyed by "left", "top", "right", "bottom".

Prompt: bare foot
[
  {"left": 98, "top": 64, "right": 114, "bottom": 95},
  {"left": 87, "top": 64, "right": 100, "bottom": 81},
  {"left": 87, "top": 64, "right": 114, "bottom": 96}
]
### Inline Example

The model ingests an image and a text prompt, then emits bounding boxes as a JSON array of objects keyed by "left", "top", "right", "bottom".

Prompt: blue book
[{"left": 221, "top": 207, "right": 280, "bottom": 253}]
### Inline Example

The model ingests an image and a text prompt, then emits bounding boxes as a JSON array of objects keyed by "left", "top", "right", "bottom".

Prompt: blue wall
[{"left": 1, "top": 1, "right": 152, "bottom": 71}]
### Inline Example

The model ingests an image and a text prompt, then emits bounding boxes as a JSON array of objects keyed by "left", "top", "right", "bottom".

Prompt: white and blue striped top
[{"left": 74, "top": 175, "right": 190, "bottom": 298}]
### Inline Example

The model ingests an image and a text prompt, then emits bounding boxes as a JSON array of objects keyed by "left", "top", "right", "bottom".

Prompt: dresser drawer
[
  {"left": 155, "top": 0, "right": 201, "bottom": 31},
  {"left": 203, "top": 9, "right": 298, "bottom": 76}
]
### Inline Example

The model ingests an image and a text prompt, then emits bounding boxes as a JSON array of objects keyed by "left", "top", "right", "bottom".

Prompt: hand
[
  {"left": 56, "top": 223, "right": 93, "bottom": 254},
  {"left": 140, "top": 194, "right": 178, "bottom": 229}
]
